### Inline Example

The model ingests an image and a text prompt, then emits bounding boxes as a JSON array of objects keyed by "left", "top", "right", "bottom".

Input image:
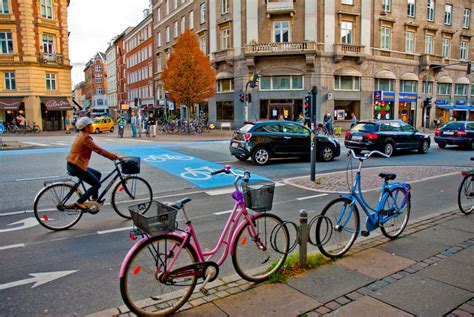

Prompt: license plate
[
  {"left": 443, "top": 131, "right": 455, "bottom": 135},
  {"left": 231, "top": 142, "right": 239, "bottom": 148},
  {"left": 352, "top": 136, "right": 363, "bottom": 141}
]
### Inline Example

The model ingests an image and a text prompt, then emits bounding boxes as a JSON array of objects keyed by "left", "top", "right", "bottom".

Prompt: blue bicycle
[
  {"left": 316, "top": 149, "right": 411, "bottom": 258},
  {"left": 0, "top": 122, "right": 5, "bottom": 134}
]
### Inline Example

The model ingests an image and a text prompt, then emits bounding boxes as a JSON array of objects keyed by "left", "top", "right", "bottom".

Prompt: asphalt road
[{"left": 0, "top": 134, "right": 471, "bottom": 316}]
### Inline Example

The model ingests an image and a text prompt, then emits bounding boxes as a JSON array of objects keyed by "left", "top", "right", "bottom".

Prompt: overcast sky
[{"left": 68, "top": 0, "right": 151, "bottom": 87}]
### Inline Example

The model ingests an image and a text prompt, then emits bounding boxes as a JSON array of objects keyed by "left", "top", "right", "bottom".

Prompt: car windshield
[
  {"left": 93, "top": 118, "right": 101, "bottom": 124},
  {"left": 442, "top": 122, "right": 464, "bottom": 130},
  {"left": 239, "top": 124, "right": 254, "bottom": 133},
  {"left": 352, "top": 123, "right": 376, "bottom": 133}
]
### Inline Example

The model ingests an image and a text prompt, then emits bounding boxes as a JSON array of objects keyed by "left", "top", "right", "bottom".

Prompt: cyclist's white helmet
[{"left": 76, "top": 117, "right": 93, "bottom": 130}]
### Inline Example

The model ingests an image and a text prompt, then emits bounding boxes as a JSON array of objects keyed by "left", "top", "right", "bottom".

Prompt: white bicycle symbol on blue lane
[
  {"left": 180, "top": 166, "right": 246, "bottom": 181},
  {"left": 144, "top": 154, "right": 194, "bottom": 163}
]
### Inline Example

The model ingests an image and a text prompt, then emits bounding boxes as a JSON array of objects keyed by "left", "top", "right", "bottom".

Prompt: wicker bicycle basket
[
  {"left": 121, "top": 156, "right": 140, "bottom": 174},
  {"left": 242, "top": 181, "right": 275, "bottom": 212},
  {"left": 128, "top": 200, "right": 178, "bottom": 235}
]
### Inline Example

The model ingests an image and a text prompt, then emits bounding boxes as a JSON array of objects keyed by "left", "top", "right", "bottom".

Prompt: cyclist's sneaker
[{"left": 92, "top": 198, "right": 105, "bottom": 205}]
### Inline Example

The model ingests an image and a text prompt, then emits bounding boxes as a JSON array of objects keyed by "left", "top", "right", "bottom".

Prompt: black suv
[
  {"left": 345, "top": 120, "right": 431, "bottom": 156},
  {"left": 229, "top": 121, "right": 341, "bottom": 165}
]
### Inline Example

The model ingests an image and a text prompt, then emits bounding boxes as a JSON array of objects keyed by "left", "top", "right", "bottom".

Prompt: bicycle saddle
[
  {"left": 379, "top": 173, "right": 397, "bottom": 181},
  {"left": 170, "top": 198, "right": 192, "bottom": 209}
]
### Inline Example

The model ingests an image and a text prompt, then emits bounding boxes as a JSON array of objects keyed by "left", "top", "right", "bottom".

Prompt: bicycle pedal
[
  {"left": 361, "top": 231, "right": 370, "bottom": 237},
  {"left": 199, "top": 287, "right": 210, "bottom": 296}
]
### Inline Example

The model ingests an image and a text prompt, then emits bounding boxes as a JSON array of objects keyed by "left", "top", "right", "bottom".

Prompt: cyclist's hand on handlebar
[{"left": 115, "top": 156, "right": 124, "bottom": 162}]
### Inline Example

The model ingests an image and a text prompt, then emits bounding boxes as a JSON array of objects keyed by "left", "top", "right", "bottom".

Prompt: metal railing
[{"left": 245, "top": 41, "right": 317, "bottom": 55}]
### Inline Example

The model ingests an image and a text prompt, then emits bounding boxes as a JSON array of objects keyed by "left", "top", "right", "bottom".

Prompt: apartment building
[
  {"left": 124, "top": 10, "right": 154, "bottom": 114},
  {"left": 84, "top": 52, "right": 108, "bottom": 116},
  {"left": 106, "top": 43, "right": 117, "bottom": 117},
  {"left": 113, "top": 28, "right": 133, "bottom": 115},
  {"left": 0, "top": 0, "right": 72, "bottom": 131},
  {"left": 152, "top": 0, "right": 473, "bottom": 129}
]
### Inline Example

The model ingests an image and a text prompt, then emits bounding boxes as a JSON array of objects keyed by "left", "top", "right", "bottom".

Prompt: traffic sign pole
[{"left": 310, "top": 86, "right": 318, "bottom": 181}]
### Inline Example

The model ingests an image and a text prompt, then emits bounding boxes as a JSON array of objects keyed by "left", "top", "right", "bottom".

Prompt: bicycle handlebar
[
  {"left": 211, "top": 165, "right": 251, "bottom": 184},
  {"left": 349, "top": 149, "right": 390, "bottom": 160}
]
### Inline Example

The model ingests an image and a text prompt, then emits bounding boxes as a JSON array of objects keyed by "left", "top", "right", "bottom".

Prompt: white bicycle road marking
[
  {"left": 180, "top": 166, "right": 217, "bottom": 180},
  {"left": 144, "top": 154, "right": 194, "bottom": 163}
]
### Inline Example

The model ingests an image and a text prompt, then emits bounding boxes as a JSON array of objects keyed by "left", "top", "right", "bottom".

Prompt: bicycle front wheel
[
  {"left": 232, "top": 213, "right": 289, "bottom": 283},
  {"left": 112, "top": 176, "right": 153, "bottom": 219},
  {"left": 33, "top": 183, "right": 83, "bottom": 231},
  {"left": 380, "top": 187, "right": 411, "bottom": 239},
  {"left": 316, "top": 198, "right": 360, "bottom": 259},
  {"left": 120, "top": 235, "right": 198, "bottom": 316},
  {"left": 458, "top": 175, "right": 473, "bottom": 215}
]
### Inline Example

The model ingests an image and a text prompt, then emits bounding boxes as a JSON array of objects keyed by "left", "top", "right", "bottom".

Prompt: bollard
[{"left": 299, "top": 209, "right": 308, "bottom": 268}]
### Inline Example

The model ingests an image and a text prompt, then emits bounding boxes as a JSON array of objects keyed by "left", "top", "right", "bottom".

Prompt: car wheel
[
  {"left": 251, "top": 147, "right": 271, "bottom": 166},
  {"left": 383, "top": 142, "right": 394, "bottom": 157},
  {"left": 110, "top": 127, "right": 114, "bottom": 133},
  {"left": 438, "top": 141, "right": 446, "bottom": 149},
  {"left": 234, "top": 155, "right": 249, "bottom": 162},
  {"left": 418, "top": 140, "right": 429, "bottom": 154},
  {"left": 318, "top": 145, "right": 334, "bottom": 162},
  {"left": 95, "top": 128, "right": 100, "bottom": 134}
]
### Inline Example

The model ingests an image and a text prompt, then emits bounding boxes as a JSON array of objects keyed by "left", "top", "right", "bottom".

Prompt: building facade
[
  {"left": 113, "top": 28, "right": 132, "bottom": 116},
  {"left": 84, "top": 52, "right": 108, "bottom": 116},
  {"left": 106, "top": 43, "right": 117, "bottom": 117},
  {"left": 0, "top": 0, "right": 73, "bottom": 131},
  {"left": 152, "top": 0, "right": 473, "bottom": 129}
]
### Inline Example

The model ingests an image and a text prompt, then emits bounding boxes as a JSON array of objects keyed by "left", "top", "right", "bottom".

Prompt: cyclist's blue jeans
[{"left": 67, "top": 162, "right": 101, "bottom": 203}]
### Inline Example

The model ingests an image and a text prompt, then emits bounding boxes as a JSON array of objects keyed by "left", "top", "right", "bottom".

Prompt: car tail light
[
  {"left": 244, "top": 133, "right": 252, "bottom": 141},
  {"left": 434, "top": 129, "right": 441, "bottom": 135},
  {"left": 456, "top": 130, "right": 468, "bottom": 136},
  {"left": 345, "top": 131, "right": 351, "bottom": 138},
  {"left": 364, "top": 133, "right": 378, "bottom": 141}
]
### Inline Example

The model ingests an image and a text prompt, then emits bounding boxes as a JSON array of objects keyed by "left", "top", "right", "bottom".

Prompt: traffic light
[
  {"left": 239, "top": 92, "right": 245, "bottom": 103},
  {"left": 423, "top": 97, "right": 432, "bottom": 108},
  {"left": 247, "top": 93, "right": 252, "bottom": 103},
  {"left": 249, "top": 72, "right": 260, "bottom": 88},
  {"left": 467, "top": 62, "right": 472, "bottom": 75},
  {"left": 304, "top": 94, "right": 311, "bottom": 118}
]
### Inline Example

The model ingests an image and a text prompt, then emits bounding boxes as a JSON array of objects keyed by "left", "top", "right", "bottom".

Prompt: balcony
[
  {"left": 244, "top": 41, "right": 318, "bottom": 56},
  {"left": 333, "top": 43, "right": 365, "bottom": 63},
  {"left": 212, "top": 48, "right": 234, "bottom": 63},
  {"left": 266, "top": 0, "right": 295, "bottom": 16},
  {"left": 420, "top": 54, "right": 445, "bottom": 69},
  {"left": 39, "top": 53, "right": 64, "bottom": 65}
]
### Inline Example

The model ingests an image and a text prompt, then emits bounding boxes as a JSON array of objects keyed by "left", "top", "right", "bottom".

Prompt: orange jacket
[{"left": 66, "top": 132, "right": 117, "bottom": 171}]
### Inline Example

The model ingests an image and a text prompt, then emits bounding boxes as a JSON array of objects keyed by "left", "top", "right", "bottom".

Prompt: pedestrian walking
[
  {"left": 130, "top": 112, "right": 137, "bottom": 138},
  {"left": 137, "top": 111, "right": 143, "bottom": 138},
  {"left": 148, "top": 113, "right": 157, "bottom": 137},
  {"left": 351, "top": 113, "right": 357, "bottom": 129},
  {"left": 65, "top": 115, "right": 71, "bottom": 134},
  {"left": 117, "top": 113, "right": 126, "bottom": 138},
  {"left": 297, "top": 112, "right": 305, "bottom": 124}
]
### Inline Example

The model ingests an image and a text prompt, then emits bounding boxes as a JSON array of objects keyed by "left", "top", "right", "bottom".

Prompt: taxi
[{"left": 91, "top": 117, "right": 115, "bottom": 133}]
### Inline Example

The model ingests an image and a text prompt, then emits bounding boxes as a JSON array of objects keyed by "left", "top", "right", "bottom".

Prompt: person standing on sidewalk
[
  {"left": 148, "top": 113, "right": 156, "bottom": 137},
  {"left": 351, "top": 113, "right": 357, "bottom": 129},
  {"left": 65, "top": 115, "right": 71, "bottom": 134},
  {"left": 130, "top": 112, "right": 137, "bottom": 138},
  {"left": 137, "top": 111, "right": 143, "bottom": 138}
]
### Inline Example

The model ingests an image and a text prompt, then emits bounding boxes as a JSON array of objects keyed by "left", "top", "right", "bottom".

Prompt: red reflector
[
  {"left": 129, "top": 233, "right": 137, "bottom": 241},
  {"left": 345, "top": 131, "right": 351, "bottom": 138},
  {"left": 456, "top": 130, "right": 468, "bottom": 136},
  {"left": 242, "top": 236, "right": 247, "bottom": 245},
  {"left": 244, "top": 133, "right": 252, "bottom": 141},
  {"left": 133, "top": 265, "right": 141, "bottom": 275},
  {"left": 462, "top": 171, "right": 471, "bottom": 177},
  {"left": 42, "top": 215, "right": 49, "bottom": 221},
  {"left": 119, "top": 186, "right": 124, "bottom": 192},
  {"left": 364, "top": 133, "right": 378, "bottom": 140},
  {"left": 434, "top": 130, "right": 441, "bottom": 135}
]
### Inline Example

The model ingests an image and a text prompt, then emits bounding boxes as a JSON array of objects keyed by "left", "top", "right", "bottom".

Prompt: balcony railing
[
  {"left": 420, "top": 54, "right": 444, "bottom": 67},
  {"left": 40, "top": 53, "right": 64, "bottom": 64},
  {"left": 266, "top": 1, "right": 295, "bottom": 15},
  {"left": 334, "top": 43, "right": 365, "bottom": 63},
  {"left": 245, "top": 41, "right": 318, "bottom": 55}
]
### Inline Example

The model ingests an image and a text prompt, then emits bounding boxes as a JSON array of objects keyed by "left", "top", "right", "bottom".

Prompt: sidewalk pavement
[{"left": 90, "top": 210, "right": 473, "bottom": 317}]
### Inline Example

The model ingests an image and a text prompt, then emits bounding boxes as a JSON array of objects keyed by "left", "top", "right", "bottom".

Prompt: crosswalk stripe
[{"left": 22, "top": 141, "right": 49, "bottom": 147}]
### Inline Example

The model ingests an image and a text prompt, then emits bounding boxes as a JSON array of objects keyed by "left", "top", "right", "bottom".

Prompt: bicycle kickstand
[{"left": 199, "top": 267, "right": 217, "bottom": 296}]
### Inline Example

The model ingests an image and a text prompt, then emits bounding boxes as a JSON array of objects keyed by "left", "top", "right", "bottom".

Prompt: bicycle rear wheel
[
  {"left": 33, "top": 183, "right": 83, "bottom": 231},
  {"left": 380, "top": 187, "right": 411, "bottom": 239},
  {"left": 120, "top": 235, "right": 198, "bottom": 316},
  {"left": 458, "top": 175, "right": 473, "bottom": 215},
  {"left": 112, "top": 176, "right": 153, "bottom": 219},
  {"left": 232, "top": 213, "right": 289, "bottom": 283},
  {"left": 316, "top": 198, "right": 360, "bottom": 259}
]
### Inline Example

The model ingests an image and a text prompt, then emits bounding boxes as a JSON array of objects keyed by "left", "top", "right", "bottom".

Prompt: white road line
[
  {"left": 296, "top": 193, "right": 329, "bottom": 201},
  {"left": 53, "top": 142, "right": 69, "bottom": 146},
  {"left": 16, "top": 176, "right": 59, "bottom": 182},
  {"left": 214, "top": 209, "right": 233, "bottom": 215},
  {"left": 0, "top": 243, "right": 25, "bottom": 251},
  {"left": 0, "top": 210, "right": 34, "bottom": 216},
  {"left": 97, "top": 226, "right": 132, "bottom": 235},
  {"left": 126, "top": 139, "right": 153, "bottom": 143},
  {"left": 22, "top": 142, "right": 49, "bottom": 147},
  {"left": 206, "top": 182, "right": 285, "bottom": 196}
]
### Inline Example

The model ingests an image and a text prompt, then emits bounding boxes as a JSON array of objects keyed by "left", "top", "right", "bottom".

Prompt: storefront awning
[
  {"left": 375, "top": 70, "right": 396, "bottom": 80},
  {"left": 334, "top": 67, "right": 361, "bottom": 77},
  {"left": 437, "top": 105, "right": 474, "bottom": 111},
  {"left": 0, "top": 97, "right": 23, "bottom": 110},
  {"left": 455, "top": 77, "right": 470, "bottom": 85},
  {"left": 437, "top": 75, "right": 453, "bottom": 84},
  {"left": 41, "top": 97, "right": 73, "bottom": 111},
  {"left": 400, "top": 73, "right": 418, "bottom": 81}
]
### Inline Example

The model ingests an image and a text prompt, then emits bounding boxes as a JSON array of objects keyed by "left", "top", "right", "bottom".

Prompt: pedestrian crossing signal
[{"left": 304, "top": 95, "right": 311, "bottom": 117}]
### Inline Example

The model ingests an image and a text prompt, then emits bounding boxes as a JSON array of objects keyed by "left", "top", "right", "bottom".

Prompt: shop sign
[
  {"left": 121, "top": 104, "right": 129, "bottom": 110},
  {"left": 374, "top": 91, "right": 395, "bottom": 101},
  {"left": 435, "top": 99, "right": 449, "bottom": 105},
  {"left": 399, "top": 93, "right": 417, "bottom": 102},
  {"left": 455, "top": 100, "right": 467, "bottom": 106},
  {"left": 374, "top": 91, "right": 382, "bottom": 101}
]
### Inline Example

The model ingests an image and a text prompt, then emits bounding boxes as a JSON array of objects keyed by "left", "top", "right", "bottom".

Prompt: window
[
  {"left": 260, "top": 75, "right": 303, "bottom": 90},
  {"left": 200, "top": 2, "right": 206, "bottom": 24},
  {"left": 335, "top": 76, "right": 360, "bottom": 90},
  {"left": 42, "top": 34, "right": 54, "bottom": 54},
  {"left": 455, "top": 84, "right": 468, "bottom": 96},
  {"left": 464, "top": 9, "right": 471, "bottom": 29},
  {"left": 97, "top": 87, "right": 103, "bottom": 95},
  {"left": 340, "top": 21, "right": 353, "bottom": 44},
  {"left": 96, "top": 74, "right": 102, "bottom": 83},
  {"left": 189, "top": 11, "right": 194, "bottom": 29},
  {"left": 181, "top": 16, "right": 186, "bottom": 34},
  {"left": 157, "top": 32, "right": 161, "bottom": 47},
  {"left": 437, "top": 83, "right": 451, "bottom": 95},
  {"left": 174, "top": 20, "right": 178, "bottom": 38},
  {"left": 165, "top": 0, "right": 169, "bottom": 15},
  {"left": 422, "top": 81, "right": 433, "bottom": 94},
  {"left": 217, "top": 79, "right": 234, "bottom": 93},
  {"left": 199, "top": 35, "right": 206, "bottom": 53},
  {"left": 341, "top": 0, "right": 353, "bottom": 4},
  {"left": 40, "top": 0, "right": 53, "bottom": 19},
  {"left": 424, "top": 34, "right": 433, "bottom": 54},
  {"left": 381, "top": 27, "right": 391, "bottom": 49},
  {"left": 1, "top": 0, "right": 9, "bottom": 14},
  {"left": 407, "top": 0, "right": 415, "bottom": 17},
  {"left": 273, "top": 21, "right": 289, "bottom": 43},
  {"left": 166, "top": 26, "right": 170, "bottom": 42},
  {"left": 427, "top": 0, "right": 435, "bottom": 21},
  {"left": 216, "top": 101, "right": 234, "bottom": 121},
  {"left": 221, "top": 0, "right": 229, "bottom": 14},
  {"left": 461, "top": 41, "right": 469, "bottom": 60},
  {"left": 174, "top": 0, "right": 177, "bottom": 10},
  {"left": 442, "top": 38, "right": 450, "bottom": 58},
  {"left": 95, "top": 64, "right": 102, "bottom": 72},
  {"left": 45, "top": 73, "right": 56, "bottom": 90},
  {"left": 382, "top": 0, "right": 391, "bottom": 12},
  {"left": 400, "top": 80, "right": 417, "bottom": 93},
  {"left": 0, "top": 32, "right": 13, "bottom": 54},
  {"left": 471, "top": 84, "right": 474, "bottom": 96},
  {"left": 405, "top": 31, "right": 415, "bottom": 53},
  {"left": 156, "top": 7, "right": 161, "bottom": 22},
  {"left": 4, "top": 72, "right": 15, "bottom": 90},
  {"left": 444, "top": 5, "right": 452, "bottom": 25},
  {"left": 375, "top": 79, "right": 394, "bottom": 91},
  {"left": 221, "top": 28, "right": 231, "bottom": 50}
]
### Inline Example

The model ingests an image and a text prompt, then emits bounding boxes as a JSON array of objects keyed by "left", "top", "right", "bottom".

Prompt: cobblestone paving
[{"left": 285, "top": 166, "right": 465, "bottom": 193}]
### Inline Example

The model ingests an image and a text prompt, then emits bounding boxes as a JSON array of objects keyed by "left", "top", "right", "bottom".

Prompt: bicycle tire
[
  {"left": 33, "top": 183, "right": 83, "bottom": 231},
  {"left": 458, "top": 175, "right": 473, "bottom": 215},
  {"left": 111, "top": 176, "right": 153, "bottom": 219},
  {"left": 316, "top": 197, "right": 360, "bottom": 259},
  {"left": 232, "top": 213, "right": 289, "bottom": 282},
  {"left": 380, "top": 187, "right": 411, "bottom": 239},
  {"left": 120, "top": 235, "right": 198, "bottom": 316}
]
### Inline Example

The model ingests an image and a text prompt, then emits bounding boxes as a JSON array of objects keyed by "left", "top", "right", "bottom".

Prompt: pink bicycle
[{"left": 119, "top": 165, "right": 290, "bottom": 316}]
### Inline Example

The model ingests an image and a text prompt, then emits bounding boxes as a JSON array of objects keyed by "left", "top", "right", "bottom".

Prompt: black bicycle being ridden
[
  {"left": 34, "top": 157, "right": 153, "bottom": 231},
  {"left": 458, "top": 157, "right": 474, "bottom": 215}
]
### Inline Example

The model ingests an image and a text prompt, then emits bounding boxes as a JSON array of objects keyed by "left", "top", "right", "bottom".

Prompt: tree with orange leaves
[{"left": 161, "top": 30, "right": 216, "bottom": 121}]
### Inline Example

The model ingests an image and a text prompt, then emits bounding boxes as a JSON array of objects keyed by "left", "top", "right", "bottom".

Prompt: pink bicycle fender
[
  {"left": 119, "top": 232, "right": 185, "bottom": 277},
  {"left": 229, "top": 214, "right": 258, "bottom": 257}
]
